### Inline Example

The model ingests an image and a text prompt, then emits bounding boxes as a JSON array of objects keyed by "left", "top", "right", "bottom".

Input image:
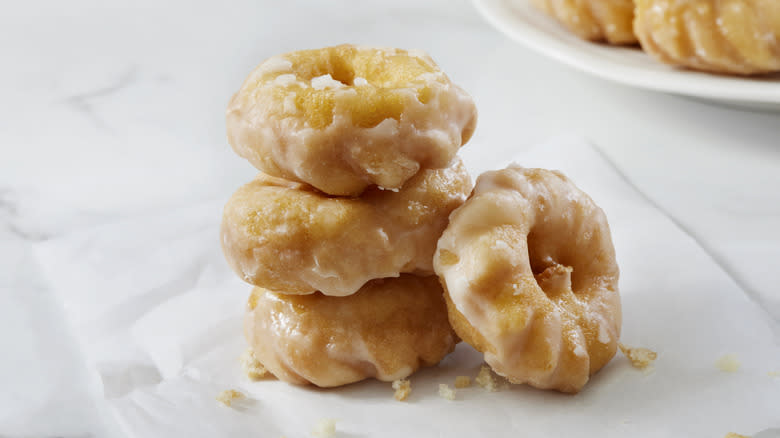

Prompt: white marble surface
[{"left": 1, "top": 0, "right": 778, "bottom": 436}]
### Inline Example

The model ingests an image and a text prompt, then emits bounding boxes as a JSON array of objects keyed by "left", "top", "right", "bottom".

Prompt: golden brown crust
[
  {"left": 227, "top": 45, "right": 478, "bottom": 196},
  {"left": 634, "top": 0, "right": 780, "bottom": 74},
  {"left": 221, "top": 159, "right": 472, "bottom": 296},
  {"left": 244, "top": 275, "right": 458, "bottom": 387},
  {"left": 531, "top": 0, "right": 637, "bottom": 44},
  {"left": 434, "top": 166, "right": 621, "bottom": 393}
]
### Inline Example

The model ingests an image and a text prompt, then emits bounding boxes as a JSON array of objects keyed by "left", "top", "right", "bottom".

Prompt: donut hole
[
  {"left": 279, "top": 46, "right": 442, "bottom": 129},
  {"left": 290, "top": 47, "right": 433, "bottom": 88},
  {"left": 527, "top": 230, "right": 576, "bottom": 297},
  {"left": 326, "top": 57, "right": 355, "bottom": 86},
  {"left": 285, "top": 47, "right": 356, "bottom": 85},
  {"left": 527, "top": 233, "right": 549, "bottom": 277}
]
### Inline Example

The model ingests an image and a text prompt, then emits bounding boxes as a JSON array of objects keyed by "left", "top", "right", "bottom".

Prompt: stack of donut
[
  {"left": 221, "top": 45, "right": 477, "bottom": 387},
  {"left": 222, "top": 44, "right": 622, "bottom": 393}
]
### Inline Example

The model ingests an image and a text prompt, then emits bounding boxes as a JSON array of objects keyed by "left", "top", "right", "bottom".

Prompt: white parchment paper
[{"left": 35, "top": 138, "right": 780, "bottom": 438}]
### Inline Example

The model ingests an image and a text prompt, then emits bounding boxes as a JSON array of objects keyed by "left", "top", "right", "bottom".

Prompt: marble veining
[
  {"left": 0, "top": 189, "right": 48, "bottom": 241},
  {"left": 62, "top": 67, "right": 138, "bottom": 132}
]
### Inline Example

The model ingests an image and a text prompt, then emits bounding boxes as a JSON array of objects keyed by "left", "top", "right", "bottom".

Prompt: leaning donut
[
  {"left": 244, "top": 275, "right": 457, "bottom": 387},
  {"left": 221, "top": 158, "right": 472, "bottom": 297},
  {"left": 434, "top": 166, "right": 621, "bottom": 393},
  {"left": 226, "top": 44, "right": 478, "bottom": 196}
]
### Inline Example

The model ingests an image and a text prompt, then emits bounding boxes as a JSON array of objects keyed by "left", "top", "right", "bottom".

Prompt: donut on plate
[
  {"left": 434, "top": 166, "right": 621, "bottom": 393},
  {"left": 221, "top": 158, "right": 472, "bottom": 297},
  {"left": 227, "top": 44, "right": 478, "bottom": 196},
  {"left": 530, "top": 0, "right": 637, "bottom": 44},
  {"left": 634, "top": 0, "right": 780, "bottom": 74},
  {"left": 244, "top": 275, "right": 457, "bottom": 387}
]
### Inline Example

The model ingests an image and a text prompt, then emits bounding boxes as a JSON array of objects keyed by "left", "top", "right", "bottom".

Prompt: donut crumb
[
  {"left": 241, "top": 348, "right": 268, "bottom": 380},
  {"left": 310, "top": 418, "right": 337, "bottom": 437},
  {"left": 768, "top": 370, "right": 780, "bottom": 377},
  {"left": 216, "top": 389, "right": 246, "bottom": 407},
  {"left": 438, "top": 249, "right": 460, "bottom": 266},
  {"left": 716, "top": 354, "right": 740, "bottom": 373},
  {"left": 724, "top": 433, "right": 749, "bottom": 438},
  {"left": 454, "top": 376, "right": 471, "bottom": 388},
  {"left": 618, "top": 343, "right": 657, "bottom": 369},
  {"left": 438, "top": 383, "right": 456, "bottom": 400},
  {"left": 392, "top": 379, "right": 412, "bottom": 401},
  {"left": 475, "top": 365, "right": 498, "bottom": 391}
]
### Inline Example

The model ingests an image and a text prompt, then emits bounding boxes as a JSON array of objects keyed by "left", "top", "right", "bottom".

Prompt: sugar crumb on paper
[
  {"left": 476, "top": 365, "right": 498, "bottom": 391},
  {"left": 618, "top": 343, "right": 657, "bottom": 369},
  {"left": 392, "top": 379, "right": 411, "bottom": 401},
  {"left": 715, "top": 354, "right": 740, "bottom": 373},
  {"left": 454, "top": 375, "right": 471, "bottom": 388},
  {"left": 216, "top": 389, "right": 246, "bottom": 407},
  {"left": 723, "top": 432, "right": 749, "bottom": 438},
  {"left": 438, "top": 383, "right": 456, "bottom": 400},
  {"left": 311, "top": 418, "right": 337, "bottom": 437},
  {"left": 241, "top": 348, "right": 269, "bottom": 380}
]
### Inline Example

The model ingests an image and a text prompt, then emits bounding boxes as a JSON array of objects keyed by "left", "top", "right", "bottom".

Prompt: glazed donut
[
  {"left": 433, "top": 166, "right": 621, "bottom": 393},
  {"left": 530, "top": 0, "right": 637, "bottom": 44},
  {"left": 221, "top": 158, "right": 472, "bottom": 296},
  {"left": 226, "top": 44, "right": 478, "bottom": 196},
  {"left": 634, "top": 0, "right": 780, "bottom": 74},
  {"left": 244, "top": 275, "right": 457, "bottom": 387}
]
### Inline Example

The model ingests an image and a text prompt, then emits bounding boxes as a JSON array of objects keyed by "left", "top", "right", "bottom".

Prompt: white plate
[{"left": 473, "top": 0, "right": 780, "bottom": 111}]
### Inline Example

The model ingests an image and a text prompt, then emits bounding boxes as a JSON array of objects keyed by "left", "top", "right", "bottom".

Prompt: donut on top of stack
[
  {"left": 222, "top": 45, "right": 477, "bottom": 387},
  {"left": 227, "top": 44, "right": 477, "bottom": 197}
]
